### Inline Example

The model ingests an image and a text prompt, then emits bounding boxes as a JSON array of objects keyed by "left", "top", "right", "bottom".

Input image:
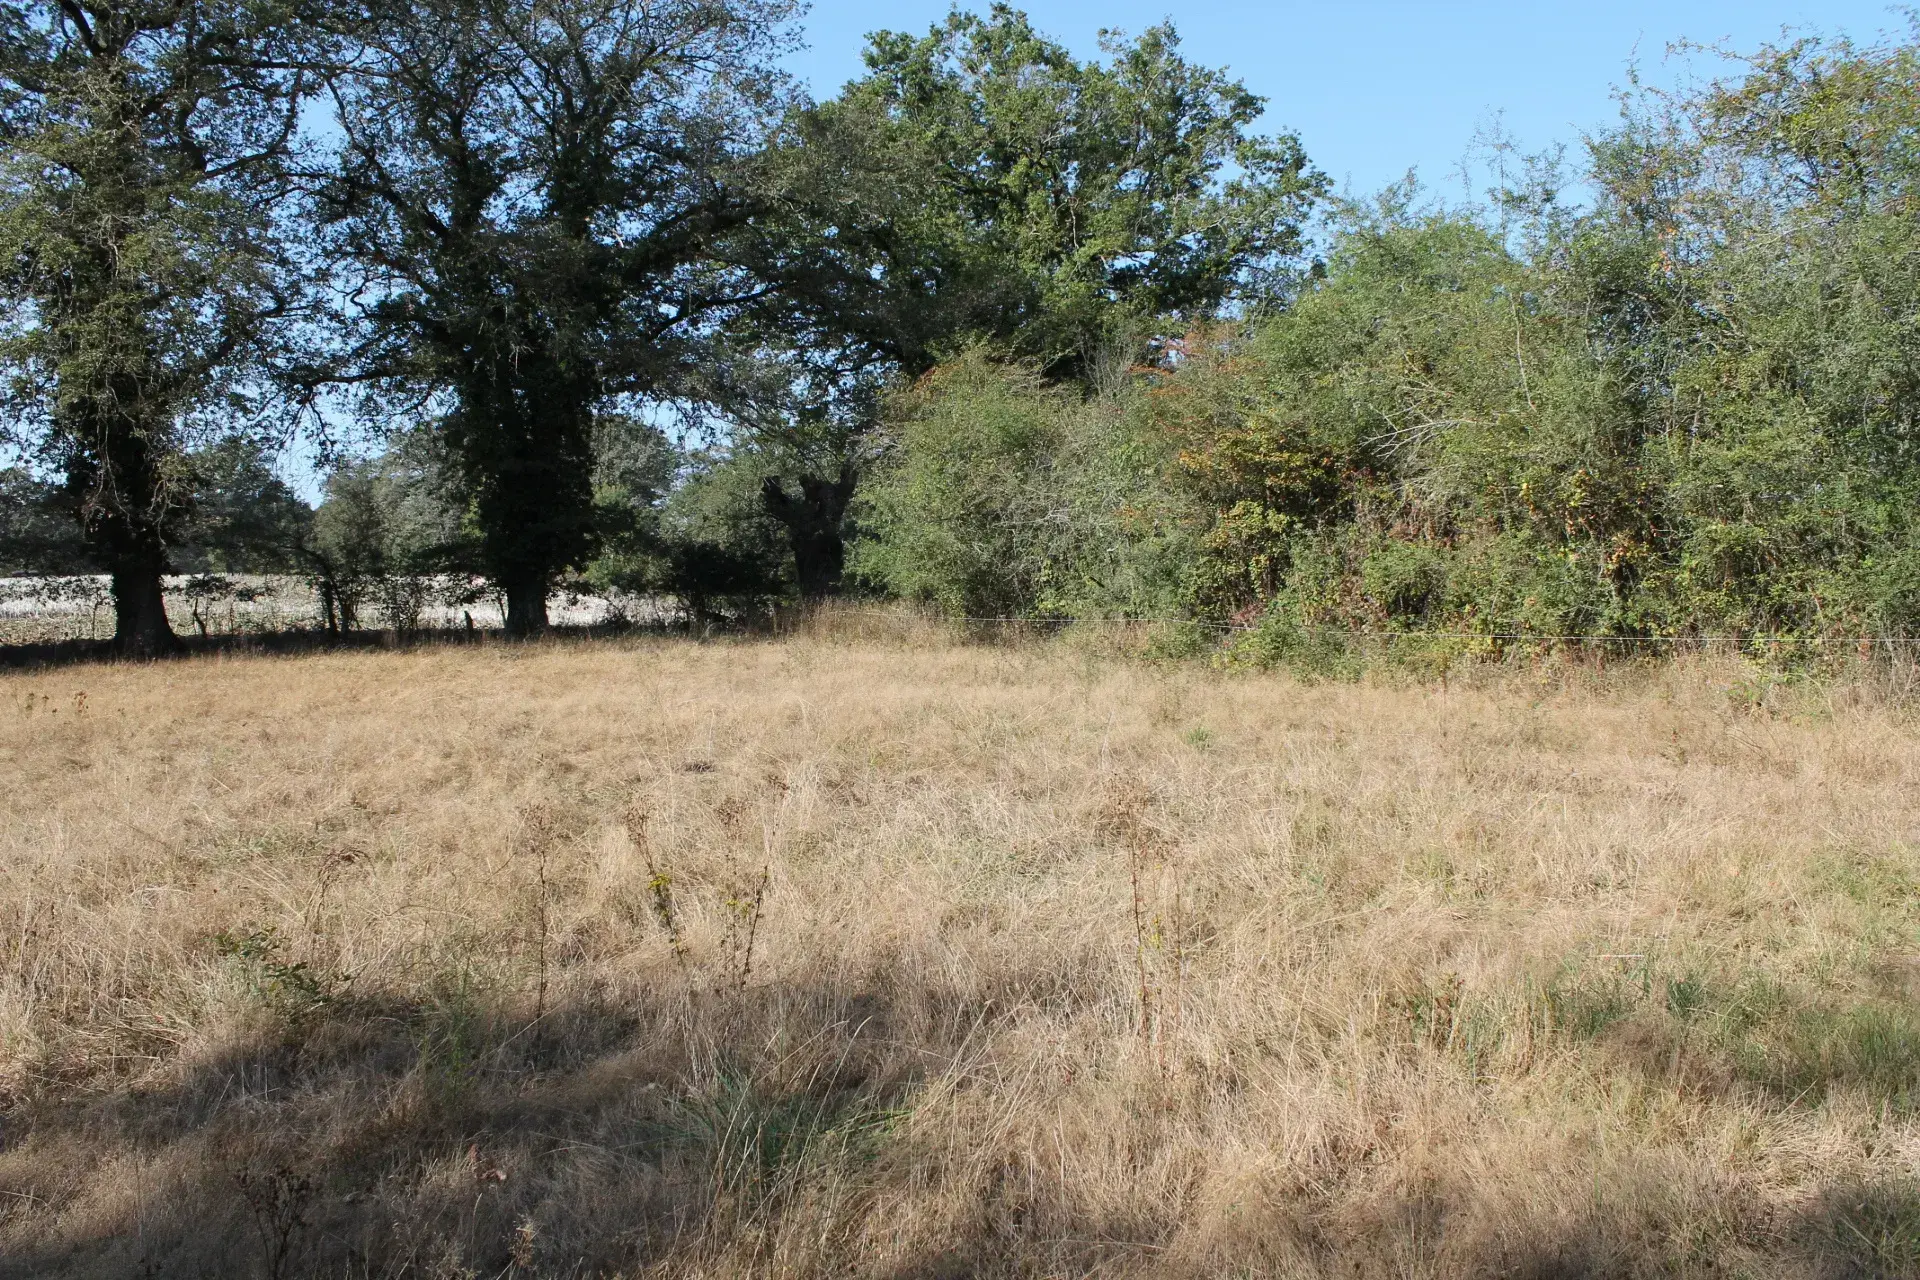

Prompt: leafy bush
[
  {"left": 850, "top": 32, "right": 1920, "bottom": 662},
  {"left": 855, "top": 350, "right": 1193, "bottom": 620},
  {"left": 584, "top": 427, "right": 790, "bottom": 626},
  {"left": 304, "top": 431, "right": 480, "bottom": 632}
]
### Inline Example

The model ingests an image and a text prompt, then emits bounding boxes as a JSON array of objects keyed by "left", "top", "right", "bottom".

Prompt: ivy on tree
[
  {"left": 0, "top": 0, "right": 313, "bottom": 653},
  {"left": 313, "top": 0, "right": 797, "bottom": 634}
]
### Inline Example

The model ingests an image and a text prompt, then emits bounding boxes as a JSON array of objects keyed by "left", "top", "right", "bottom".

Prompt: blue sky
[{"left": 783, "top": 1, "right": 1910, "bottom": 200}]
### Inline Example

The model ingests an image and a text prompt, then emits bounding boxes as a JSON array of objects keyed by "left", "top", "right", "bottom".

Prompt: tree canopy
[
  {"left": 0, "top": 0, "right": 314, "bottom": 650},
  {"left": 5, "top": 3, "right": 1915, "bottom": 661},
  {"left": 711, "top": 4, "right": 1324, "bottom": 596},
  {"left": 311, "top": 0, "right": 797, "bottom": 632}
]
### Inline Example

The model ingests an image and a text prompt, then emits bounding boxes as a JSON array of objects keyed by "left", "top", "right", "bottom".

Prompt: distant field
[
  {"left": 4, "top": 629, "right": 1920, "bottom": 1277},
  {"left": 0, "top": 576, "right": 630, "bottom": 644}
]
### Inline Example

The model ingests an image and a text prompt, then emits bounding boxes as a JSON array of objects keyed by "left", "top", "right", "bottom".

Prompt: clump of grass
[
  {"left": 414, "top": 963, "right": 489, "bottom": 1108},
  {"left": 1747, "top": 1002, "right": 1920, "bottom": 1108}
]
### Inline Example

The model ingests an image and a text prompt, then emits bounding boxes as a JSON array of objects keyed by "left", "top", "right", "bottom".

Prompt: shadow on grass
[
  {"left": 7, "top": 965, "right": 1920, "bottom": 1278},
  {"left": 1787, "top": 1179, "right": 1920, "bottom": 1280},
  {"left": 0, "top": 979, "right": 927, "bottom": 1279},
  {"left": 0, "top": 623, "right": 662, "bottom": 672},
  {"left": 5, "top": 957, "right": 1189, "bottom": 1280}
]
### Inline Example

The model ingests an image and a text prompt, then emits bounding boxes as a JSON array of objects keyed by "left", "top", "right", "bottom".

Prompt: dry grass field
[{"left": 5, "top": 622, "right": 1920, "bottom": 1278}]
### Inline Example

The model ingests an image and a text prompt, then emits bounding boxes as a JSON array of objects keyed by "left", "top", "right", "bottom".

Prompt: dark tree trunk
[
  {"left": 457, "top": 352, "right": 591, "bottom": 642},
  {"left": 503, "top": 573, "right": 550, "bottom": 636},
  {"left": 761, "top": 466, "right": 858, "bottom": 600},
  {"left": 318, "top": 578, "right": 340, "bottom": 636},
  {"left": 109, "top": 559, "right": 177, "bottom": 655},
  {"left": 67, "top": 418, "right": 181, "bottom": 656}
]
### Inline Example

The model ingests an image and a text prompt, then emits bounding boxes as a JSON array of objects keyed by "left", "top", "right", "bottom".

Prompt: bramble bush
[{"left": 855, "top": 27, "right": 1920, "bottom": 664}]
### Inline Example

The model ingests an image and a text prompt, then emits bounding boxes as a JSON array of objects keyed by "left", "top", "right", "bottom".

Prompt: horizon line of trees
[
  {"left": 7, "top": 4, "right": 1920, "bottom": 662},
  {"left": 0, "top": 0, "right": 1320, "bottom": 651}
]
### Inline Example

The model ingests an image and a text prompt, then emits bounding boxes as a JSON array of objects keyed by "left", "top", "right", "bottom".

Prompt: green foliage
[
  {"left": 0, "top": 467, "right": 88, "bottom": 574},
  {"left": 213, "top": 925, "right": 350, "bottom": 1020},
  {"left": 7, "top": 3, "right": 1917, "bottom": 656},
  {"left": 854, "top": 351, "right": 1193, "bottom": 620},
  {"left": 316, "top": 0, "right": 797, "bottom": 633},
  {"left": 1389, "top": 951, "right": 1920, "bottom": 1118},
  {"left": 655, "top": 452, "right": 792, "bottom": 621},
  {"left": 582, "top": 412, "right": 679, "bottom": 608},
  {"left": 1753, "top": 1002, "right": 1920, "bottom": 1107},
  {"left": 698, "top": 4, "right": 1326, "bottom": 605},
  {"left": 855, "top": 356, "right": 1069, "bottom": 617},
  {"left": 862, "top": 25, "right": 1920, "bottom": 660},
  {"left": 656, "top": 1065, "right": 903, "bottom": 1221},
  {"left": 780, "top": 5, "right": 1325, "bottom": 378},
  {"left": 174, "top": 438, "right": 313, "bottom": 574},
  {"left": 1146, "top": 203, "right": 1654, "bottom": 638},
  {"left": 304, "top": 431, "right": 477, "bottom": 631},
  {"left": 0, "top": 1, "right": 314, "bottom": 651},
  {"left": 583, "top": 424, "right": 790, "bottom": 624},
  {"left": 414, "top": 965, "right": 487, "bottom": 1105}
]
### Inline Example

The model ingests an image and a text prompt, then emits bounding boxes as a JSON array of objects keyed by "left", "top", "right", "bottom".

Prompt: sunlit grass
[{"left": 3, "top": 622, "right": 1919, "bottom": 1276}]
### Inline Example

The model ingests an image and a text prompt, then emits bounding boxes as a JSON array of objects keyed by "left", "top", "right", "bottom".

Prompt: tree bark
[
  {"left": 109, "top": 559, "right": 178, "bottom": 655},
  {"left": 318, "top": 577, "right": 340, "bottom": 636},
  {"left": 503, "top": 573, "right": 550, "bottom": 636},
  {"left": 761, "top": 466, "right": 858, "bottom": 599},
  {"left": 68, "top": 426, "right": 181, "bottom": 656}
]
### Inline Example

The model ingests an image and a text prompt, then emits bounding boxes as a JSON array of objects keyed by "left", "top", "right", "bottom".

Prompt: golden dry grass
[{"left": 5, "top": 626, "right": 1920, "bottom": 1277}]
